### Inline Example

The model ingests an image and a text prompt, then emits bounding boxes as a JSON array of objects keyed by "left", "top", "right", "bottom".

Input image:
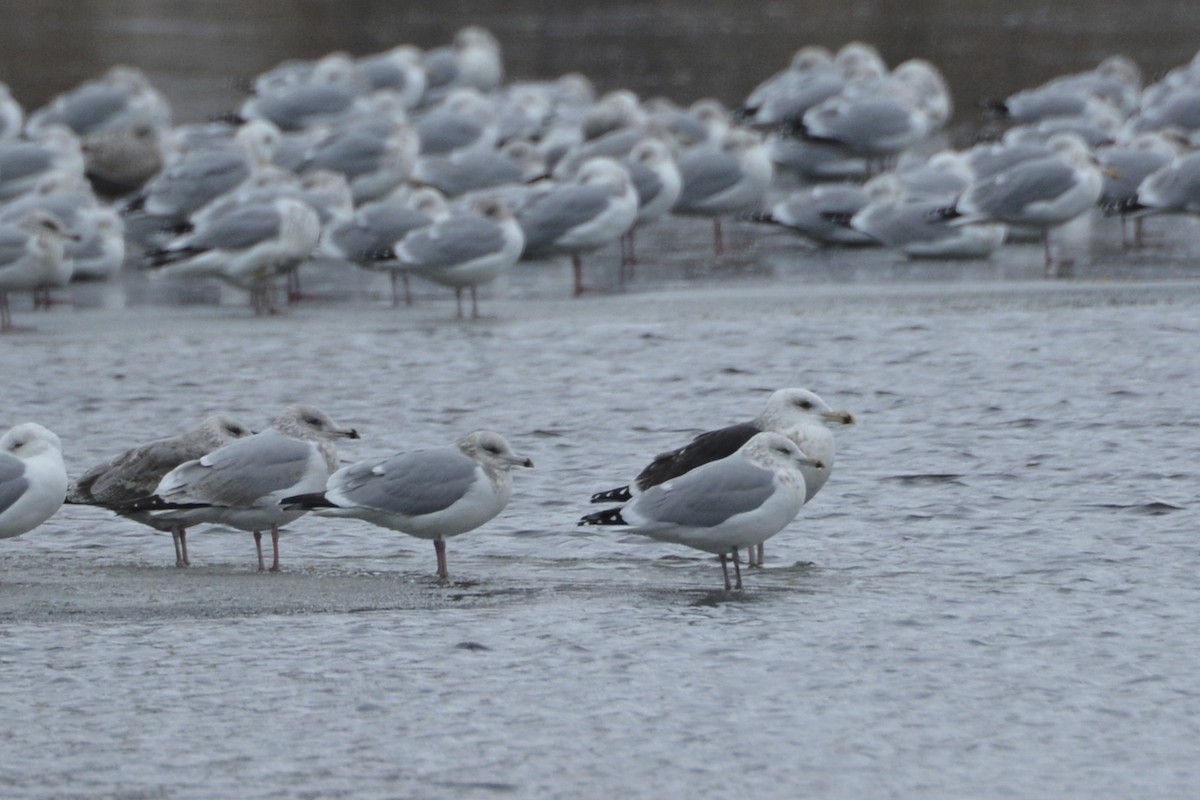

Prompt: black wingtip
[
  {"left": 279, "top": 492, "right": 333, "bottom": 510},
  {"left": 589, "top": 486, "right": 633, "bottom": 504},
  {"left": 980, "top": 98, "right": 1010, "bottom": 117},
  {"left": 578, "top": 507, "right": 627, "bottom": 526}
]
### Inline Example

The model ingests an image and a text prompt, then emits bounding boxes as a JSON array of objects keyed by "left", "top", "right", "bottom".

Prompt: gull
[
  {"left": 756, "top": 182, "right": 875, "bottom": 247},
  {"left": 945, "top": 133, "right": 1106, "bottom": 269},
  {"left": 26, "top": 65, "right": 171, "bottom": 138},
  {"left": 579, "top": 432, "right": 819, "bottom": 592},
  {"left": 67, "top": 415, "right": 253, "bottom": 567},
  {"left": 146, "top": 196, "right": 322, "bottom": 313},
  {"left": 390, "top": 196, "right": 525, "bottom": 318},
  {"left": 518, "top": 156, "right": 639, "bottom": 296},
  {"left": 589, "top": 388, "right": 855, "bottom": 567},
  {"left": 619, "top": 137, "right": 682, "bottom": 268},
  {"left": 0, "top": 210, "right": 79, "bottom": 332},
  {"left": 322, "top": 185, "right": 449, "bottom": 306},
  {"left": 0, "top": 423, "right": 68, "bottom": 542},
  {"left": 283, "top": 430, "right": 532, "bottom": 581},
  {"left": 851, "top": 174, "right": 1007, "bottom": 259},
  {"left": 0, "top": 126, "right": 86, "bottom": 202},
  {"left": 673, "top": 128, "right": 773, "bottom": 255},
  {"left": 130, "top": 405, "right": 359, "bottom": 572}
]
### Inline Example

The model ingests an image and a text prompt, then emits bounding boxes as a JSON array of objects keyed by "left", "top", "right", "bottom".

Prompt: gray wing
[
  {"left": 329, "top": 205, "right": 430, "bottom": 261},
  {"left": 332, "top": 448, "right": 479, "bottom": 516},
  {"left": 44, "top": 85, "right": 129, "bottom": 134},
  {"left": 415, "top": 153, "right": 520, "bottom": 197},
  {"left": 963, "top": 159, "right": 1081, "bottom": 219},
  {"left": 397, "top": 212, "right": 504, "bottom": 268},
  {"left": 0, "top": 145, "right": 54, "bottom": 183},
  {"left": 624, "top": 160, "right": 663, "bottom": 206},
  {"left": 632, "top": 458, "right": 777, "bottom": 528},
  {"left": 0, "top": 453, "right": 29, "bottom": 517},
  {"left": 305, "top": 131, "right": 385, "bottom": 180},
  {"left": 677, "top": 151, "right": 742, "bottom": 208},
  {"left": 518, "top": 185, "right": 614, "bottom": 252},
  {"left": 145, "top": 150, "right": 248, "bottom": 217},
  {"left": 251, "top": 85, "right": 354, "bottom": 131},
  {"left": 189, "top": 205, "right": 282, "bottom": 251},
  {"left": 162, "top": 433, "right": 316, "bottom": 506},
  {"left": 416, "top": 112, "right": 483, "bottom": 156}
]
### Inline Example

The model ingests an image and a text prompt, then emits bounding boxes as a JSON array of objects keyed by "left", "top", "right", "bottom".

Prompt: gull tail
[
  {"left": 120, "top": 495, "right": 212, "bottom": 513},
  {"left": 279, "top": 492, "right": 333, "bottom": 510},
  {"left": 578, "top": 507, "right": 627, "bottom": 527},
  {"left": 589, "top": 485, "right": 633, "bottom": 504}
]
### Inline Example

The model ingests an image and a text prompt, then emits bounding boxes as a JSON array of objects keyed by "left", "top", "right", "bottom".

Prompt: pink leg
[
  {"left": 470, "top": 286, "right": 479, "bottom": 319},
  {"left": 180, "top": 528, "right": 190, "bottom": 566},
  {"left": 172, "top": 527, "right": 187, "bottom": 568},
  {"left": 434, "top": 538, "right": 449, "bottom": 581},
  {"left": 254, "top": 530, "right": 265, "bottom": 572},
  {"left": 732, "top": 548, "right": 743, "bottom": 590},
  {"left": 718, "top": 552, "right": 732, "bottom": 592},
  {"left": 269, "top": 525, "right": 282, "bottom": 572},
  {"left": 454, "top": 287, "right": 465, "bottom": 319}
]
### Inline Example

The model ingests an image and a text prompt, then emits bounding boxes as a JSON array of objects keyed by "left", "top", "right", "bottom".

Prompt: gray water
[
  {"left": 4, "top": 3, "right": 1200, "bottom": 798},
  {"left": 3, "top": 232, "right": 1199, "bottom": 797}
]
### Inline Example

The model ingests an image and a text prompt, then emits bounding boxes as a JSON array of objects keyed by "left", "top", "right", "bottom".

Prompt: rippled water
[
  {"left": 3, "top": 224, "right": 1199, "bottom": 797},
  {"left": 3, "top": 3, "right": 1200, "bottom": 796}
]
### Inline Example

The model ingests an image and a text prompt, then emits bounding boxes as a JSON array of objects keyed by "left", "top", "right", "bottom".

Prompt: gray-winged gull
[
  {"left": 283, "top": 430, "right": 532, "bottom": 581},
  {"left": 0, "top": 210, "right": 79, "bottom": 332},
  {"left": 673, "top": 128, "right": 773, "bottom": 255},
  {"left": 518, "top": 156, "right": 639, "bottom": 296},
  {"left": 0, "top": 423, "right": 68, "bottom": 541},
  {"left": 579, "top": 432, "right": 820, "bottom": 591},
  {"left": 392, "top": 195, "right": 525, "bottom": 318},
  {"left": 131, "top": 405, "right": 359, "bottom": 572},
  {"left": 589, "top": 388, "right": 855, "bottom": 567}
]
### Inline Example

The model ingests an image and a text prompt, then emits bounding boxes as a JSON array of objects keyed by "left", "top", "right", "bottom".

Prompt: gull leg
[
  {"left": 390, "top": 272, "right": 400, "bottom": 307},
  {"left": 750, "top": 543, "right": 764, "bottom": 568},
  {"left": 434, "top": 538, "right": 449, "bottom": 582},
  {"left": 180, "top": 528, "right": 190, "bottom": 566},
  {"left": 470, "top": 286, "right": 480, "bottom": 319},
  {"left": 254, "top": 530, "right": 265, "bottom": 572},
  {"left": 718, "top": 552, "right": 732, "bottom": 592},
  {"left": 732, "top": 547, "right": 744, "bottom": 591},
  {"left": 269, "top": 525, "right": 282, "bottom": 572},
  {"left": 713, "top": 218, "right": 724, "bottom": 256},
  {"left": 172, "top": 527, "right": 186, "bottom": 568},
  {"left": 454, "top": 287, "right": 465, "bottom": 319}
]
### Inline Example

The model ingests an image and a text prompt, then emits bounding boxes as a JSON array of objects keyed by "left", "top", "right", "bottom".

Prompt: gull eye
[
  {"left": 794, "top": 399, "right": 813, "bottom": 409},
  {"left": 304, "top": 416, "right": 322, "bottom": 426}
]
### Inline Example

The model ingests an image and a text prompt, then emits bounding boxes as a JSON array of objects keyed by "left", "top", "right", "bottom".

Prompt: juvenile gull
[
  {"left": 284, "top": 430, "right": 532, "bottom": 581},
  {"left": 132, "top": 405, "right": 359, "bottom": 572},
  {"left": 0, "top": 423, "right": 68, "bottom": 541},
  {"left": 67, "top": 415, "right": 253, "bottom": 566},
  {"left": 590, "top": 388, "right": 855, "bottom": 567},
  {"left": 579, "top": 433, "right": 818, "bottom": 591}
]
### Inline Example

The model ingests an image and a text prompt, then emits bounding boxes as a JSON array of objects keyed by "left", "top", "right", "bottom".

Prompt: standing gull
[
  {"left": 590, "top": 388, "right": 855, "bottom": 566},
  {"left": 673, "top": 128, "right": 774, "bottom": 255},
  {"left": 517, "top": 156, "right": 639, "bottom": 296},
  {"left": 390, "top": 195, "right": 525, "bottom": 318},
  {"left": 579, "top": 433, "right": 819, "bottom": 592},
  {"left": 0, "top": 423, "right": 68, "bottom": 541},
  {"left": 67, "top": 415, "right": 253, "bottom": 567},
  {"left": 0, "top": 210, "right": 79, "bottom": 333},
  {"left": 131, "top": 405, "right": 359, "bottom": 572},
  {"left": 284, "top": 430, "right": 533, "bottom": 581}
]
